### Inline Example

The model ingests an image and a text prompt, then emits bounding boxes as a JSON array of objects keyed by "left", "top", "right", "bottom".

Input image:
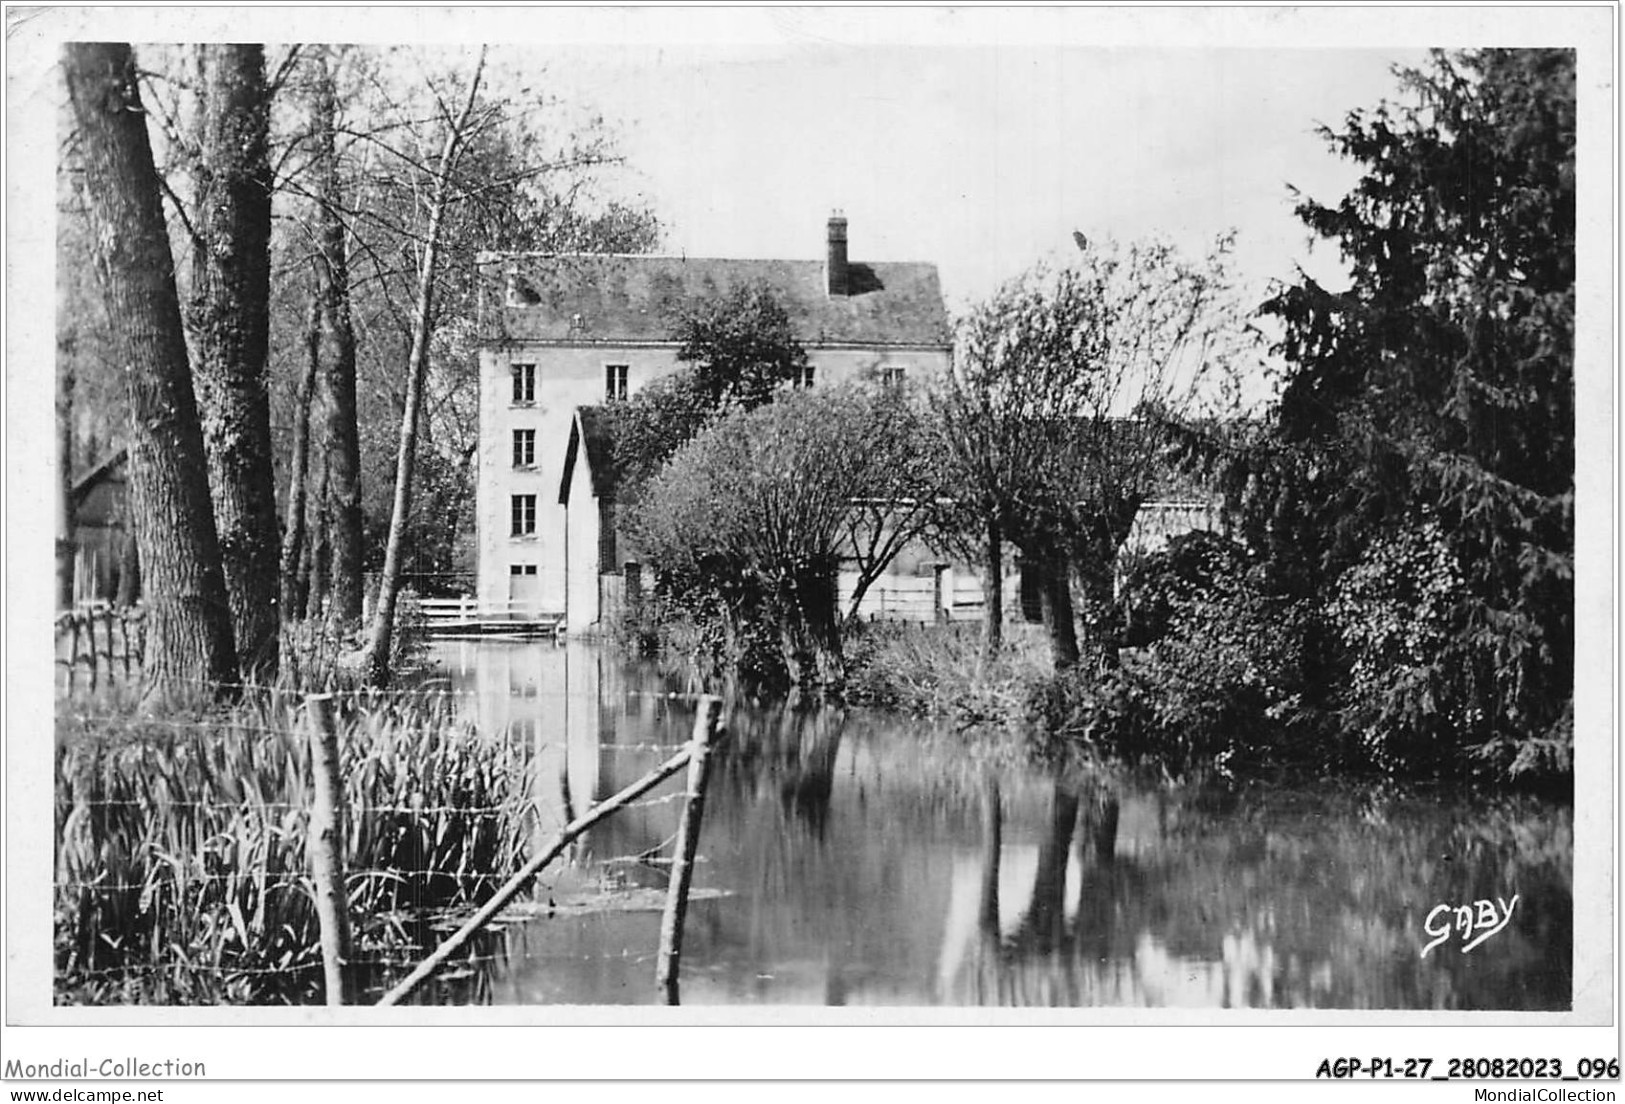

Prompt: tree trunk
[
  {"left": 279, "top": 290, "right": 322, "bottom": 622},
  {"left": 366, "top": 52, "right": 486, "bottom": 688},
  {"left": 189, "top": 43, "right": 279, "bottom": 679},
  {"left": 1074, "top": 552, "right": 1120, "bottom": 672},
  {"left": 115, "top": 527, "right": 141, "bottom": 608},
  {"left": 313, "top": 50, "right": 365, "bottom": 625},
  {"left": 980, "top": 514, "right": 1004, "bottom": 660},
  {"left": 1037, "top": 552, "right": 1080, "bottom": 672},
  {"left": 57, "top": 366, "right": 77, "bottom": 608},
  {"left": 64, "top": 42, "right": 239, "bottom": 700},
  {"left": 807, "top": 584, "right": 846, "bottom": 689},
  {"left": 305, "top": 458, "right": 330, "bottom": 622},
  {"left": 776, "top": 563, "right": 843, "bottom": 690}
]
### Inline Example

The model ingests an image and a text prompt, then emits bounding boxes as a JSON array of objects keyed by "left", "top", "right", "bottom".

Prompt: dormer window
[{"left": 881, "top": 365, "right": 906, "bottom": 388}]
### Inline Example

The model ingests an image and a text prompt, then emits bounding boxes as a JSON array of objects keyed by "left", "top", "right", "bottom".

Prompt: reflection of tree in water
[
  {"left": 442, "top": 646, "right": 1570, "bottom": 1009},
  {"left": 697, "top": 702, "right": 999, "bottom": 1002},
  {"left": 1009, "top": 784, "right": 1079, "bottom": 955},
  {"left": 959, "top": 779, "right": 1130, "bottom": 1006},
  {"left": 950, "top": 777, "right": 1572, "bottom": 1010},
  {"left": 716, "top": 697, "right": 846, "bottom": 844},
  {"left": 777, "top": 714, "right": 843, "bottom": 842}
]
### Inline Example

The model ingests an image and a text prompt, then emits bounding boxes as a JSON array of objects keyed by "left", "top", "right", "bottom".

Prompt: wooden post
[
  {"left": 85, "top": 613, "right": 98, "bottom": 691},
  {"left": 67, "top": 615, "right": 80, "bottom": 692},
  {"left": 57, "top": 614, "right": 73, "bottom": 693},
  {"left": 656, "top": 694, "right": 723, "bottom": 1005},
  {"left": 377, "top": 737, "right": 706, "bottom": 1007},
  {"left": 120, "top": 611, "right": 132, "bottom": 677},
  {"left": 100, "top": 607, "right": 114, "bottom": 673},
  {"left": 306, "top": 694, "right": 353, "bottom": 1006}
]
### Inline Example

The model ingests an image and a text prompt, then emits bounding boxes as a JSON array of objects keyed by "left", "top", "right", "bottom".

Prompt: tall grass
[
  {"left": 276, "top": 595, "right": 429, "bottom": 693},
  {"left": 842, "top": 621, "right": 1053, "bottom": 730},
  {"left": 55, "top": 688, "right": 535, "bottom": 1004}
]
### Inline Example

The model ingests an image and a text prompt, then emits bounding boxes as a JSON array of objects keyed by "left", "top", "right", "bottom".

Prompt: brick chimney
[{"left": 826, "top": 211, "right": 849, "bottom": 297}]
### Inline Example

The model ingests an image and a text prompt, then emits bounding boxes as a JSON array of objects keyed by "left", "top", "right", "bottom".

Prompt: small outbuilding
[
  {"left": 59, "top": 447, "right": 138, "bottom": 608},
  {"left": 557, "top": 406, "right": 633, "bottom": 633}
]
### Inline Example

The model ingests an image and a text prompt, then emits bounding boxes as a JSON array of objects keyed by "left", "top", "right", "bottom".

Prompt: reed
[{"left": 55, "top": 689, "right": 535, "bottom": 1004}]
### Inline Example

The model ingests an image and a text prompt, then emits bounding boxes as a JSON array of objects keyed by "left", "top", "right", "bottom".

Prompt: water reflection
[{"left": 424, "top": 640, "right": 1572, "bottom": 1010}]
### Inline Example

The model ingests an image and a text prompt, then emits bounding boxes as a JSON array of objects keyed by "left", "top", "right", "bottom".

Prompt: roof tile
[{"left": 484, "top": 255, "right": 951, "bottom": 348}]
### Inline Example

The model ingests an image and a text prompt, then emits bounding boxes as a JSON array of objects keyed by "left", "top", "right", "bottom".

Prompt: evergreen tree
[{"left": 1259, "top": 49, "right": 1574, "bottom": 775}]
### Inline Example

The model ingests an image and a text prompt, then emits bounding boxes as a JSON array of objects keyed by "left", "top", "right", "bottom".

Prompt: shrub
[
  {"left": 1117, "top": 530, "right": 1248, "bottom": 647},
  {"left": 628, "top": 385, "right": 934, "bottom": 691},
  {"left": 1042, "top": 537, "right": 1332, "bottom": 771},
  {"left": 617, "top": 587, "right": 791, "bottom": 691},
  {"left": 843, "top": 620, "right": 1051, "bottom": 730}
]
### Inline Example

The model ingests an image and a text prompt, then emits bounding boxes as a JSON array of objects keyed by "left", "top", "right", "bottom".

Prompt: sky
[
  {"left": 12, "top": 5, "right": 1601, "bottom": 317},
  {"left": 534, "top": 39, "right": 1428, "bottom": 312}
]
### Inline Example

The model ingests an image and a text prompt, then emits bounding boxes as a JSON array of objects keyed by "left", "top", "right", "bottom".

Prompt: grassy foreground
[{"left": 55, "top": 686, "right": 534, "bottom": 1004}]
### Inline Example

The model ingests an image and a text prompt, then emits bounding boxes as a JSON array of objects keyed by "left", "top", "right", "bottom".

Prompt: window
[
  {"left": 508, "top": 564, "right": 537, "bottom": 576},
  {"left": 605, "top": 363, "right": 628, "bottom": 401},
  {"left": 880, "top": 365, "right": 906, "bottom": 388},
  {"left": 792, "top": 364, "right": 816, "bottom": 390},
  {"left": 510, "top": 494, "right": 537, "bottom": 537},
  {"left": 512, "top": 428, "right": 535, "bottom": 468},
  {"left": 511, "top": 362, "right": 535, "bottom": 405}
]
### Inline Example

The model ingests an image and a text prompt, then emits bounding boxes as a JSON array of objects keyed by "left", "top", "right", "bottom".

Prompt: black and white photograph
[{"left": 3, "top": 2, "right": 1616, "bottom": 1088}]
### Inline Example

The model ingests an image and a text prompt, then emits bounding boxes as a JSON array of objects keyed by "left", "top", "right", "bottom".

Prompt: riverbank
[
  {"left": 836, "top": 619, "right": 1573, "bottom": 792},
  {"left": 50, "top": 638, "right": 1576, "bottom": 1007},
  {"left": 842, "top": 621, "right": 1050, "bottom": 726}
]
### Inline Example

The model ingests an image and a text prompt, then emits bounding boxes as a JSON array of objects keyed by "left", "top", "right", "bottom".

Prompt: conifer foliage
[{"left": 1257, "top": 49, "right": 1575, "bottom": 774}]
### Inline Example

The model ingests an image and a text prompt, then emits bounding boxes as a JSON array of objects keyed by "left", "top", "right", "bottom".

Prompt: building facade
[
  {"left": 476, "top": 215, "right": 954, "bottom": 627},
  {"left": 60, "top": 447, "right": 136, "bottom": 608}
]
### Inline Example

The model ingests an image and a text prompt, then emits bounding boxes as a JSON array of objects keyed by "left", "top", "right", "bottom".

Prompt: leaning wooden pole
[
  {"left": 376, "top": 740, "right": 700, "bottom": 1007},
  {"left": 656, "top": 695, "right": 723, "bottom": 1004},
  {"left": 306, "top": 694, "right": 353, "bottom": 1005}
]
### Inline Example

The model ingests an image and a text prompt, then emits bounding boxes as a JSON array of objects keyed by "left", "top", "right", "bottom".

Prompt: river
[{"left": 401, "top": 638, "right": 1571, "bottom": 1009}]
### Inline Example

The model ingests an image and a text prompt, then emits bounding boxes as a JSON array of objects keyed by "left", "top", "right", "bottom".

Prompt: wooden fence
[
  {"left": 367, "top": 694, "right": 724, "bottom": 1007},
  {"left": 55, "top": 604, "right": 144, "bottom": 692},
  {"left": 415, "top": 597, "right": 566, "bottom": 636},
  {"left": 838, "top": 569, "right": 987, "bottom": 624}
]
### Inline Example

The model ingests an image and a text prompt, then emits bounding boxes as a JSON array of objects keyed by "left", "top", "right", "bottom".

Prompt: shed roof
[
  {"left": 558, "top": 406, "right": 619, "bottom": 505},
  {"left": 70, "top": 447, "right": 128, "bottom": 506},
  {"left": 485, "top": 254, "right": 951, "bottom": 349}
]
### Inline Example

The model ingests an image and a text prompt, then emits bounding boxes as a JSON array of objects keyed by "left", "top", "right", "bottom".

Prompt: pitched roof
[
  {"left": 70, "top": 447, "right": 128, "bottom": 505},
  {"left": 558, "top": 406, "right": 619, "bottom": 504},
  {"left": 484, "top": 254, "right": 951, "bottom": 348}
]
